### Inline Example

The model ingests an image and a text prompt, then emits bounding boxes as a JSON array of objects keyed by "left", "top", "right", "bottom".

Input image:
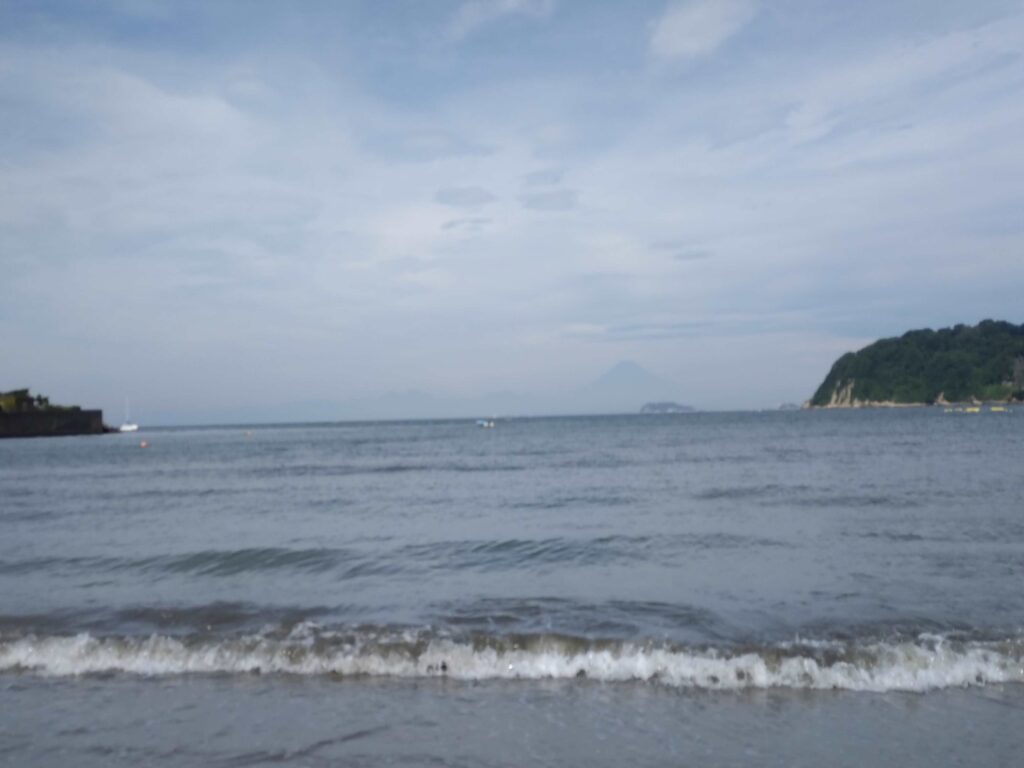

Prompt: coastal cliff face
[
  {"left": 808, "top": 320, "right": 1024, "bottom": 408},
  {"left": 810, "top": 379, "right": 935, "bottom": 408}
]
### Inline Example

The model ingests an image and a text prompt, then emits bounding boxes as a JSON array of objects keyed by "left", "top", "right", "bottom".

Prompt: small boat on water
[
  {"left": 476, "top": 419, "right": 496, "bottom": 428},
  {"left": 119, "top": 399, "right": 139, "bottom": 432}
]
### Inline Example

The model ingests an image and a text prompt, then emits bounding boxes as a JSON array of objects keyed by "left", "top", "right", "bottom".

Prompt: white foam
[{"left": 2, "top": 633, "right": 1022, "bottom": 692}]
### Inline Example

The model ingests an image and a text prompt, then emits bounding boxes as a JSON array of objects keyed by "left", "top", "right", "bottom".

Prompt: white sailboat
[{"left": 119, "top": 399, "right": 139, "bottom": 433}]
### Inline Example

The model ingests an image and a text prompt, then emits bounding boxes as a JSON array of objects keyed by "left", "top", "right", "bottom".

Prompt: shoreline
[{"left": 804, "top": 400, "right": 1018, "bottom": 410}]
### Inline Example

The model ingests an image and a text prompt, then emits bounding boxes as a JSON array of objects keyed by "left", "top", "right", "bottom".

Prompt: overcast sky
[{"left": 3, "top": 0, "right": 1023, "bottom": 421}]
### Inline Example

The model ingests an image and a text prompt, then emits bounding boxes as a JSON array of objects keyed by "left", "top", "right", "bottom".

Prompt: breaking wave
[{"left": 2, "top": 627, "right": 1022, "bottom": 692}]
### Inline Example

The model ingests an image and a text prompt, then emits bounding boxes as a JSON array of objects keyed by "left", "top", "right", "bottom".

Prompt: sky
[{"left": 2, "top": 0, "right": 1023, "bottom": 422}]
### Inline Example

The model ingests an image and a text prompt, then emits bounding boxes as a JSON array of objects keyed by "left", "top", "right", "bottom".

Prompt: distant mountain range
[{"left": 149, "top": 361, "right": 692, "bottom": 425}]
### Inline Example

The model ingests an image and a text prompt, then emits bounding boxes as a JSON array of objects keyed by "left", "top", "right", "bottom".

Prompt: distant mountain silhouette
[
  {"left": 148, "top": 361, "right": 687, "bottom": 424},
  {"left": 572, "top": 361, "right": 683, "bottom": 413}
]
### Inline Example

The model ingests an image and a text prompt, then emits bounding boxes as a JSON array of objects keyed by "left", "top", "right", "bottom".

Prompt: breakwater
[{"left": 0, "top": 409, "right": 104, "bottom": 438}]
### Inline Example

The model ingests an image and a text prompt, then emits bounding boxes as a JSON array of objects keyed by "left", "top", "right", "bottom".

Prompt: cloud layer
[
  {"left": 650, "top": 0, "right": 757, "bottom": 60},
  {"left": 1, "top": 1, "right": 1022, "bottom": 421}
]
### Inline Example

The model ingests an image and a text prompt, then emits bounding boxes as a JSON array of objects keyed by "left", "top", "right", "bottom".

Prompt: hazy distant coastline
[{"left": 140, "top": 361, "right": 696, "bottom": 426}]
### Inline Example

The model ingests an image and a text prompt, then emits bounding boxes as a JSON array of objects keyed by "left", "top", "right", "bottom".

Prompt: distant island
[
  {"left": 0, "top": 389, "right": 106, "bottom": 438},
  {"left": 640, "top": 401, "right": 695, "bottom": 414},
  {"left": 809, "top": 320, "right": 1024, "bottom": 407}
]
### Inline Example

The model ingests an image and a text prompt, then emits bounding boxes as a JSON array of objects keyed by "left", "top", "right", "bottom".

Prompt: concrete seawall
[{"left": 0, "top": 410, "right": 105, "bottom": 438}]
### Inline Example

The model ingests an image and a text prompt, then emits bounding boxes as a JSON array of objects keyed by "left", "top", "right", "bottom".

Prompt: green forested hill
[{"left": 810, "top": 320, "right": 1024, "bottom": 406}]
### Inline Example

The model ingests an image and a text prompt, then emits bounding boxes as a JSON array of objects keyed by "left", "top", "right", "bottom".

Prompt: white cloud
[
  {"left": 448, "top": 0, "right": 554, "bottom": 41},
  {"left": 779, "top": 13, "right": 1024, "bottom": 151},
  {"left": 650, "top": 0, "right": 757, "bottom": 60}
]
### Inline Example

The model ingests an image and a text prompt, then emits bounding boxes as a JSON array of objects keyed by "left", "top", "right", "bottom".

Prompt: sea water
[{"left": 1, "top": 410, "right": 1023, "bottom": 765}]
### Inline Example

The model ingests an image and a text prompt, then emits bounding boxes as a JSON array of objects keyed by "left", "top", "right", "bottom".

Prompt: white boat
[
  {"left": 475, "top": 419, "right": 496, "bottom": 428},
  {"left": 119, "top": 399, "right": 139, "bottom": 432}
]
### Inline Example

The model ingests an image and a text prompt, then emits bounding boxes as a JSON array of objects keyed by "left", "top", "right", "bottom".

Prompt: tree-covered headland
[{"left": 810, "top": 320, "right": 1024, "bottom": 407}]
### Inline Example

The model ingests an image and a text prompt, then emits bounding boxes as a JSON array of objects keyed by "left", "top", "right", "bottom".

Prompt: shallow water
[
  {"left": 2, "top": 410, "right": 1023, "bottom": 764},
  {"left": 4, "top": 675, "right": 1024, "bottom": 767}
]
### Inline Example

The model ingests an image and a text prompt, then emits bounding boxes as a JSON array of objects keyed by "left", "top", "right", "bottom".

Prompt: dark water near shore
[{"left": 2, "top": 410, "right": 1023, "bottom": 765}]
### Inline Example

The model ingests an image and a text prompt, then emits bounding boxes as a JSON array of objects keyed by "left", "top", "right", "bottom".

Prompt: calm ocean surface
[{"left": 2, "top": 410, "right": 1023, "bottom": 766}]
